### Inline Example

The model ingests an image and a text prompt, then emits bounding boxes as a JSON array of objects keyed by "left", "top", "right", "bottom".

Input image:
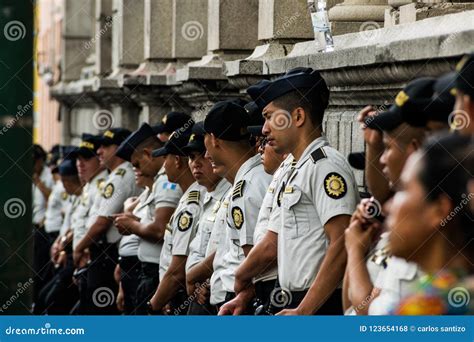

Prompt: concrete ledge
[{"left": 267, "top": 9, "right": 474, "bottom": 75}]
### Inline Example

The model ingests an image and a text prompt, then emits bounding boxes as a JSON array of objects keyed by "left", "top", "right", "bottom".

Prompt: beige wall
[{"left": 35, "top": 0, "right": 63, "bottom": 150}]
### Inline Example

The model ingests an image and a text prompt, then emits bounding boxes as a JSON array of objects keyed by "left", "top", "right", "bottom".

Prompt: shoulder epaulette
[
  {"left": 96, "top": 178, "right": 105, "bottom": 190},
  {"left": 232, "top": 180, "right": 245, "bottom": 200},
  {"left": 115, "top": 168, "right": 126, "bottom": 177},
  {"left": 187, "top": 190, "right": 201, "bottom": 204},
  {"left": 310, "top": 147, "right": 327, "bottom": 163}
]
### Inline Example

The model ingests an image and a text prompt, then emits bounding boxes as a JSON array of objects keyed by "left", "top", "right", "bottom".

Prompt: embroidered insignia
[
  {"left": 104, "top": 130, "right": 114, "bottom": 139},
  {"left": 232, "top": 180, "right": 245, "bottom": 200},
  {"left": 395, "top": 91, "right": 409, "bottom": 107},
  {"left": 97, "top": 178, "right": 105, "bottom": 191},
  {"left": 103, "top": 183, "right": 115, "bottom": 199},
  {"left": 178, "top": 211, "right": 193, "bottom": 231},
  {"left": 370, "top": 246, "right": 391, "bottom": 268},
  {"left": 324, "top": 172, "right": 347, "bottom": 199},
  {"left": 187, "top": 190, "right": 200, "bottom": 205},
  {"left": 232, "top": 206, "right": 244, "bottom": 229},
  {"left": 115, "top": 168, "right": 126, "bottom": 177},
  {"left": 61, "top": 192, "right": 68, "bottom": 201}
]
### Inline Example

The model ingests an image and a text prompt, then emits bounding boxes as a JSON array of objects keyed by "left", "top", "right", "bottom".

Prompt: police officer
[
  {"left": 148, "top": 128, "right": 206, "bottom": 315},
  {"left": 45, "top": 146, "right": 78, "bottom": 263},
  {"left": 152, "top": 111, "right": 193, "bottom": 142},
  {"left": 183, "top": 122, "right": 232, "bottom": 315},
  {"left": 198, "top": 101, "right": 271, "bottom": 311},
  {"left": 114, "top": 123, "right": 183, "bottom": 314},
  {"left": 452, "top": 53, "right": 474, "bottom": 135},
  {"left": 358, "top": 79, "right": 443, "bottom": 315},
  {"left": 69, "top": 134, "right": 108, "bottom": 314},
  {"left": 32, "top": 144, "right": 55, "bottom": 308},
  {"left": 37, "top": 157, "right": 83, "bottom": 314},
  {"left": 234, "top": 68, "right": 359, "bottom": 315},
  {"left": 220, "top": 123, "right": 289, "bottom": 315},
  {"left": 74, "top": 128, "right": 140, "bottom": 314}
]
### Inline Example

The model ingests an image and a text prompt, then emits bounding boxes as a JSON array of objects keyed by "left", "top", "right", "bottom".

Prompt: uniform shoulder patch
[
  {"left": 103, "top": 183, "right": 115, "bottom": 199},
  {"left": 232, "top": 180, "right": 246, "bottom": 200},
  {"left": 231, "top": 206, "right": 244, "bottom": 229},
  {"left": 310, "top": 148, "right": 327, "bottom": 163},
  {"left": 61, "top": 192, "right": 68, "bottom": 201},
  {"left": 187, "top": 190, "right": 201, "bottom": 205},
  {"left": 97, "top": 178, "right": 106, "bottom": 191},
  {"left": 115, "top": 168, "right": 126, "bottom": 177},
  {"left": 324, "top": 172, "right": 347, "bottom": 199},
  {"left": 177, "top": 211, "right": 193, "bottom": 231}
]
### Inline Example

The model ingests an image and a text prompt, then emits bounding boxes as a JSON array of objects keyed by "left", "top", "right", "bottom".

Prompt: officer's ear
[
  {"left": 210, "top": 133, "right": 220, "bottom": 148},
  {"left": 293, "top": 107, "right": 306, "bottom": 128},
  {"left": 142, "top": 147, "right": 153, "bottom": 160}
]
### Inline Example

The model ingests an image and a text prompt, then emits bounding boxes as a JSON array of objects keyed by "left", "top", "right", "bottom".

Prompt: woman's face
[{"left": 386, "top": 153, "right": 438, "bottom": 262}]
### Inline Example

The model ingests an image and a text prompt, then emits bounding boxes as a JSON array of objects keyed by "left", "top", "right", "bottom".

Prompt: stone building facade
[{"left": 37, "top": 0, "right": 474, "bottom": 186}]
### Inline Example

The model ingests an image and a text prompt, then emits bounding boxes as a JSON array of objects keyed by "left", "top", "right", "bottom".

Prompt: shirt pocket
[{"left": 282, "top": 189, "right": 309, "bottom": 239}]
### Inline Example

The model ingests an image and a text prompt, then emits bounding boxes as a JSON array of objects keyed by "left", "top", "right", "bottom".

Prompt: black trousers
[
  {"left": 118, "top": 255, "right": 141, "bottom": 315},
  {"left": 37, "top": 254, "right": 78, "bottom": 315},
  {"left": 32, "top": 226, "right": 58, "bottom": 307},
  {"left": 70, "top": 266, "right": 89, "bottom": 315},
  {"left": 134, "top": 262, "right": 160, "bottom": 315},
  {"left": 85, "top": 241, "right": 119, "bottom": 315}
]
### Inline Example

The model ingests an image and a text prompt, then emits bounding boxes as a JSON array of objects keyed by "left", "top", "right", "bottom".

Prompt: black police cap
[
  {"left": 246, "top": 67, "right": 329, "bottom": 110},
  {"left": 152, "top": 128, "right": 193, "bottom": 157},
  {"left": 454, "top": 53, "right": 474, "bottom": 97},
  {"left": 73, "top": 133, "right": 101, "bottom": 159},
  {"left": 58, "top": 158, "right": 78, "bottom": 177},
  {"left": 347, "top": 152, "right": 365, "bottom": 171},
  {"left": 98, "top": 128, "right": 132, "bottom": 146},
  {"left": 153, "top": 112, "right": 192, "bottom": 134},
  {"left": 116, "top": 123, "right": 156, "bottom": 162},
  {"left": 182, "top": 122, "right": 206, "bottom": 155},
  {"left": 203, "top": 100, "right": 250, "bottom": 141},
  {"left": 416, "top": 72, "right": 456, "bottom": 126},
  {"left": 365, "top": 77, "right": 436, "bottom": 131}
]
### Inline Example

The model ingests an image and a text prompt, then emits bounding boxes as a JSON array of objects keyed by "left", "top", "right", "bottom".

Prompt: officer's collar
[
  {"left": 293, "top": 136, "right": 329, "bottom": 169},
  {"left": 89, "top": 168, "right": 108, "bottom": 185},
  {"left": 208, "top": 178, "right": 231, "bottom": 201},
  {"left": 114, "top": 161, "right": 132, "bottom": 172},
  {"left": 234, "top": 154, "right": 261, "bottom": 182}
]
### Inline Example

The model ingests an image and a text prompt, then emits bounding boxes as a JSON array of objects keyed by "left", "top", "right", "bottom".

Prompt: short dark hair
[
  {"left": 417, "top": 133, "right": 474, "bottom": 259},
  {"left": 33, "top": 144, "right": 47, "bottom": 161},
  {"left": 272, "top": 88, "right": 329, "bottom": 128}
]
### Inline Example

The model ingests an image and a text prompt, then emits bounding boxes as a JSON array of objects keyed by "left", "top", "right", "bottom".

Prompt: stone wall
[{"left": 48, "top": 0, "right": 474, "bottom": 187}]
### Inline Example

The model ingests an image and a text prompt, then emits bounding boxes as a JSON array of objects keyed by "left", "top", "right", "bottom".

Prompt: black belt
[{"left": 140, "top": 262, "right": 160, "bottom": 277}]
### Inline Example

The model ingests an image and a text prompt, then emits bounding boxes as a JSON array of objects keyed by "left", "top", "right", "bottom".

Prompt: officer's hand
[
  {"left": 196, "top": 284, "right": 210, "bottom": 305},
  {"left": 345, "top": 217, "right": 380, "bottom": 255},
  {"left": 73, "top": 248, "right": 83, "bottom": 267},
  {"left": 276, "top": 308, "right": 300, "bottom": 316},
  {"left": 114, "top": 215, "right": 135, "bottom": 235},
  {"left": 357, "top": 105, "right": 383, "bottom": 147},
  {"left": 56, "top": 251, "right": 67, "bottom": 268},
  {"left": 78, "top": 249, "right": 90, "bottom": 268},
  {"left": 350, "top": 198, "right": 372, "bottom": 225},
  {"left": 116, "top": 286, "right": 125, "bottom": 312},
  {"left": 218, "top": 296, "right": 246, "bottom": 315}
]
